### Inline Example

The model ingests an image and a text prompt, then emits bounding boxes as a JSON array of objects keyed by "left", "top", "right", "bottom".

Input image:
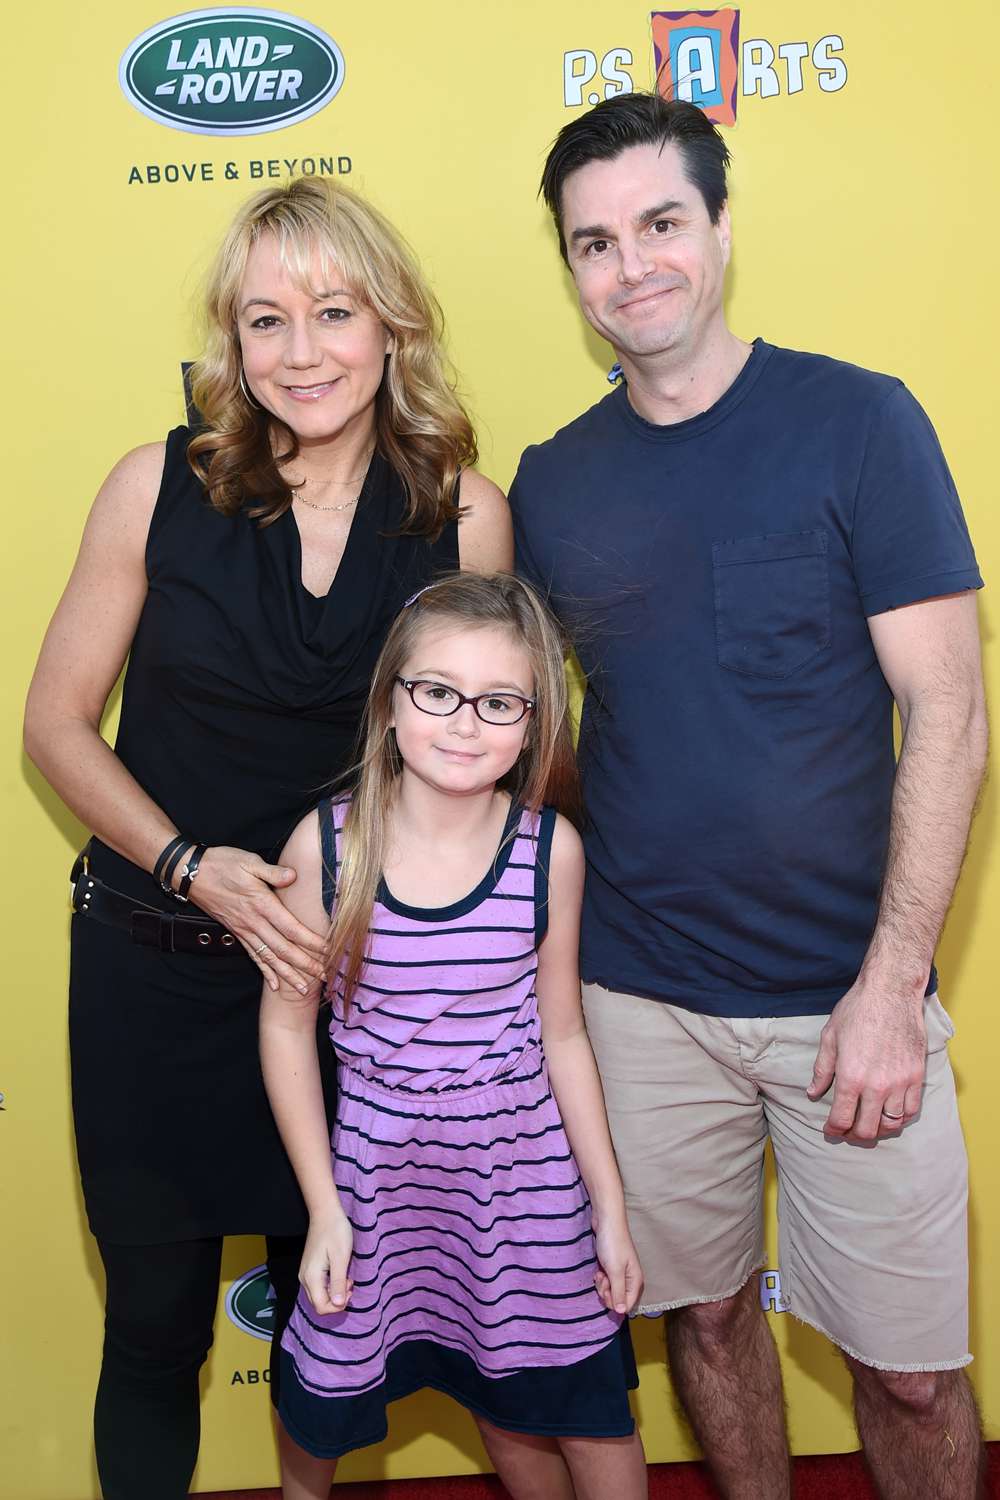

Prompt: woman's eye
[
  {"left": 250, "top": 315, "right": 281, "bottom": 330},
  {"left": 320, "top": 306, "right": 350, "bottom": 322}
]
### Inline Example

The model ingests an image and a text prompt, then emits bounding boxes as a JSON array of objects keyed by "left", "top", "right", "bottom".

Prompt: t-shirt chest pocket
[{"left": 712, "top": 530, "right": 831, "bottom": 678}]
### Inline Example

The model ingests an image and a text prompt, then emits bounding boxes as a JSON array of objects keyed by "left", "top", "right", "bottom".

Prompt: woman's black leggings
[{"left": 94, "top": 1234, "right": 302, "bottom": 1500}]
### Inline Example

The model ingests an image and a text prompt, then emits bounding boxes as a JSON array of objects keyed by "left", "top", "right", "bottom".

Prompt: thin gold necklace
[
  {"left": 289, "top": 451, "right": 373, "bottom": 512},
  {"left": 294, "top": 492, "right": 359, "bottom": 512}
]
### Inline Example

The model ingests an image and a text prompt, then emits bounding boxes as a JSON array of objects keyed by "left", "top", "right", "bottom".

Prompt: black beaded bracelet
[
  {"left": 153, "top": 834, "right": 191, "bottom": 888},
  {"left": 174, "top": 843, "right": 208, "bottom": 904}
]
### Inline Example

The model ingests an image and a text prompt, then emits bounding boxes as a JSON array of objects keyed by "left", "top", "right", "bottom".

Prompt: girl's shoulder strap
[
  {"left": 317, "top": 796, "right": 351, "bottom": 914},
  {"left": 530, "top": 805, "right": 558, "bottom": 947}
]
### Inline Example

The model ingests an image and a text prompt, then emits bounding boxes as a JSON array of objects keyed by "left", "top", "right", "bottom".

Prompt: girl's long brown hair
[
  {"left": 326, "top": 573, "right": 583, "bottom": 1009},
  {"left": 186, "top": 177, "right": 477, "bottom": 535}
]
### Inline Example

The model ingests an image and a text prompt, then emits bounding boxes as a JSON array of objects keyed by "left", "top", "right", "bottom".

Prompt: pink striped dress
[{"left": 278, "top": 796, "right": 637, "bottom": 1458}]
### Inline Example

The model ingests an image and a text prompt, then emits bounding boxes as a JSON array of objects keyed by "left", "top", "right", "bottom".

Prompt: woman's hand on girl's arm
[
  {"left": 537, "top": 815, "right": 644, "bottom": 1315},
  {"left": 183, "top": 846, "right": 326, "bottom": 993},
  {"left": 259, "top": 811, "right": 353, "bottom": 1300}
]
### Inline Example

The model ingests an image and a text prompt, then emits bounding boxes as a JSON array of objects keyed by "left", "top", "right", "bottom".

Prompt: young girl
[{"left": 260, "top": 573, "right": 647, "bottom": 1499}]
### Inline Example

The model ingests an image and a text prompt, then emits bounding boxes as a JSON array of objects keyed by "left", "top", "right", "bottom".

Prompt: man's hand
[{"left": 806, "top": 980, "right": 928, "bottom": 1142}]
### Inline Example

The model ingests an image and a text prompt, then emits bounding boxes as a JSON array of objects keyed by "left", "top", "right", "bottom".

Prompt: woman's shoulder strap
[
  {"left": 146, "top": 426, "right": 211, "bottom": 554},
  {"left": 436, "top": 470, "right": 462, "bottom": 566},
  {"left": 159, "top": 426, "right": 199, "bottom": 495}
]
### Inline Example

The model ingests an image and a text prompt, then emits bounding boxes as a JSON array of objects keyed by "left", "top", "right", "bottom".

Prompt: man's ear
[{"left": 716, "top": 202, "right": 733, "bottom": 266}]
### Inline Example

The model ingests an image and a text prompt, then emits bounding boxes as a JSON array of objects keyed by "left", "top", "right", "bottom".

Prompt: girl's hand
[
  {"left": 299, "top": 1210, "right": 354, "bottom": 1315},
  {"left": 181, "top": 845, "right": 327, "bottom": 993},
  {"left": 593, "top": 1214, "right": 644, "bottom": 1316}
]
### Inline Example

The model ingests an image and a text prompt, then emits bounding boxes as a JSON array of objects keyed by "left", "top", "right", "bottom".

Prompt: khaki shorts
[{"left": 582, "top": 984, "right": 970, "bottom": 1372}]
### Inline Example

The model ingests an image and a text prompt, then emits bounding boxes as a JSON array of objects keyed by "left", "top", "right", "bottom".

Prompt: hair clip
[{"left": 403, "top": 584, "right": 435, "bottom": 608}]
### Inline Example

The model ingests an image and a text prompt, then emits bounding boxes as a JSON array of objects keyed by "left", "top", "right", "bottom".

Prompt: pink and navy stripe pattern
[
  {"left": 280, "top": 798, "right": 625, "bottom": 1403},
  {"left": 329, "top": 798, "right": 546, "bottom": 1094}
]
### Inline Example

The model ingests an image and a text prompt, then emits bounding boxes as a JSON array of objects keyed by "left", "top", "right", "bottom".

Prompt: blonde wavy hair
[
  {"left": 186, "top": 178, "right": 477, "bottom": 532},
  {"left": 327, "top": 573, "right": 583, "bottom": 1009}
]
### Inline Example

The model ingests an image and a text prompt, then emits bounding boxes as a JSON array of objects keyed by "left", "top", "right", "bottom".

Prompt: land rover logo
[
  {"left": 119, "top": 8, "right": 345, "bottom": 136},
  {"left": 225, "top": 1264, "right": 276, "bottom": 1341}
]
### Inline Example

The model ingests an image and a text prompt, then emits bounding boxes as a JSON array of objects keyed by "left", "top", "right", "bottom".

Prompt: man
[{"left": 509, "top": 93, "right": 987, "bottom": 1499}]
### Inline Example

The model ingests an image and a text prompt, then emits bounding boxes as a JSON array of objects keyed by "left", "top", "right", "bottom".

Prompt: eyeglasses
[{"left": 395, "top": 677, "right": 535, "bottom": 726}]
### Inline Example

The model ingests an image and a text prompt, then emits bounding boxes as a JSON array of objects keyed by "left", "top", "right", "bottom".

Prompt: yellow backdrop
[{"left": 4, "top": 3, "right": 998, "bottom": 1496}]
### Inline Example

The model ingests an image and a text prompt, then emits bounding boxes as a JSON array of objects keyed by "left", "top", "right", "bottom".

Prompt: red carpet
[{"left": 198, "top": 1444, "right": 1000, "bottom": 1498}]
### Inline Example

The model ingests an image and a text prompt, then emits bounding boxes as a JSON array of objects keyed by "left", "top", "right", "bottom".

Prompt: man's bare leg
[
  {"left": 666, "top": 1276, "right": 790, "bottom": 1499},
  {"left": 849, "top": 1361, "right": 985, "bottom": 1500}
]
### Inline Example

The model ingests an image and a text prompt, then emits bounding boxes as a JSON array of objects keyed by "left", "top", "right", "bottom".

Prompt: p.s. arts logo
[
  {"left": 651, "top": 10, "right": 846, "bottom": 126},
  {"left": 564, "top": 11, "right": 847, "bottom": 123},
  {"left": 225, "top": 1263, "right": 276, "bottom": 1341},
  {"left": 119, "top": 7, "right": 345, "bottom": 136}
]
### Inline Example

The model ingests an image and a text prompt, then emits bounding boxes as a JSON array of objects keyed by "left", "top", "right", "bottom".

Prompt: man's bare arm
[{"left": 807, "top": 592, "right": 988, "bottom": 1141}]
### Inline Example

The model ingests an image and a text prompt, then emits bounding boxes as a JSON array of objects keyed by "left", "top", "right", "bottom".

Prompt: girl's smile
[{"left": 435, "top": 746, "right": 486, "bottom": 762}]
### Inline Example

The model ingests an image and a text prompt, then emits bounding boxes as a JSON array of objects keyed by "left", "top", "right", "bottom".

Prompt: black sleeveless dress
[{"left": 69, "top": 427, "right": 459, "bottom": 1244}]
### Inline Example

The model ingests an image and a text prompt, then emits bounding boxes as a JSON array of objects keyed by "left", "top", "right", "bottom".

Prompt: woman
[{"left": 23, "top": 178, "right": 510, "bottom": 1500}]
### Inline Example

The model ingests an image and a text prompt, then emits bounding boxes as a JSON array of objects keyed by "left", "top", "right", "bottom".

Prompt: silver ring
[
  {"left": 254, "top": 941, "right": 270, "bottom": 956},
  {"left": 881, "top": 1109, "right": 905, "bottom": 1120}
]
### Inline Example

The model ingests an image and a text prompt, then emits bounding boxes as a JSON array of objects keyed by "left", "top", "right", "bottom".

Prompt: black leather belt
[{"left": 70, "top": 848, "right": 238, "bottom": 956}]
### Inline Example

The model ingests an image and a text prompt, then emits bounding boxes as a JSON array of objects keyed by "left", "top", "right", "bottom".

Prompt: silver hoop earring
[{"left": 239, "top": 368, "right": 262, "bottom": 409}]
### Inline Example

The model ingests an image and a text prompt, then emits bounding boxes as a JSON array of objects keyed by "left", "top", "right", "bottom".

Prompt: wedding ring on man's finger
[
  {"left": 254, "top": 941, "right": 270, "bottom": 956},
  {"left": 881, "top": 1108, "right": 905, "bottom": 1120}
]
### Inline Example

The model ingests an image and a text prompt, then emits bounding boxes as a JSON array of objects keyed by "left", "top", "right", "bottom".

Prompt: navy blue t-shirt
[{"left": 510, "top": 340, "right": 982, "bottom": 1017}]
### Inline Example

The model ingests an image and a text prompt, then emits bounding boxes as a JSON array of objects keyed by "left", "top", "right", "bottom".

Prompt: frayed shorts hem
[
  {"left": 632, "top": 1259, "right": 767, "bottom": 1318},
  {"left": 788, "top": 1306, "right": 973, "bottom": 1374}
]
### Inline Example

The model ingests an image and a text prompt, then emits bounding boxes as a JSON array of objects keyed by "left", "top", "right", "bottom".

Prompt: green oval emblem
[
  {"left": 225, "top": 1263, "right": 276, "bottom": 1341},
  {"left": 120, "top": 7, "right": 345, "bottom": 136}
]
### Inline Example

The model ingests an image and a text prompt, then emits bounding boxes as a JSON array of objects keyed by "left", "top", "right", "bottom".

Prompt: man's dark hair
[{"left": 540, "top": 92, "right": 732, "bottom": 262}]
